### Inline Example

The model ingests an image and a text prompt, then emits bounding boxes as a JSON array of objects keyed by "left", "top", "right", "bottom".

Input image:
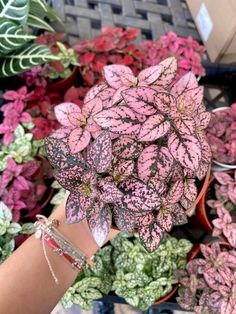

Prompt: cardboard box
[{"left": 186, "top": 0, "right": 236, "bottom": 63}]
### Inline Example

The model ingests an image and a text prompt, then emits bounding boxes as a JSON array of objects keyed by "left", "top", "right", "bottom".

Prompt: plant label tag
[{"left": 196, "top": 3, "right": 213, "bottom": 42}]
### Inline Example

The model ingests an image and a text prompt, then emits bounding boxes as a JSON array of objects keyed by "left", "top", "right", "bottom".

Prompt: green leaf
[
  {"left": 0, "top": 202, "right": 12, "bottom": 221},
  {"left": 20, "top": 223, "right": 35, "bottom": 234},
  {"left": 0, "top": 0, "right": 29, "bottom": 25},
  {"left": 0, "top": 44, "right": 60, "bottom": 77},
  {"left": 0, "top": 18, "right": 36, "bottom": 55},
  {"left": 7, "top": 222, "right": 22, "bottom": 234},
  {"left": 27, "top": 14, "right": 54, "bottom": 32},
  {"left": 0, "top": 223, "right": 7, "bottom": 235},
  {"left": 14, "top": 124, "right": 25, "bottom": 137}
]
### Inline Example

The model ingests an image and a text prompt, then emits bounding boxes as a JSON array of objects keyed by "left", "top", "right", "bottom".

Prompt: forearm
[{"left": 0, "top": 203, "right": 99, "bottom": 314}]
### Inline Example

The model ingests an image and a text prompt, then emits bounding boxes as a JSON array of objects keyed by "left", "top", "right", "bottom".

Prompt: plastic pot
[
  {"left": 46, "top": 66, "right": 79, "bottom": 96},
  {"left": 211, "top": 107, "right": 236, "bottom": 170}
]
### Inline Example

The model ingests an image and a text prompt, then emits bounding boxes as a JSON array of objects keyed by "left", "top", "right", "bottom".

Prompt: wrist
[{"left": 49, "top": 204, "right": 99, "bottom": 260}]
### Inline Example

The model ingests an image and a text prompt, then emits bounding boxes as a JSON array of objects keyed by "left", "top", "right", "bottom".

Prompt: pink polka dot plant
[{"left": 45, "top": 57, "right": 211, "bottom": 252}]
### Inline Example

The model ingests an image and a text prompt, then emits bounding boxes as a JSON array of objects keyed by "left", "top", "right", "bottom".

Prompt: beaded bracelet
[{"left": 34, "top": 215, "right": 94, "bottom": 284}]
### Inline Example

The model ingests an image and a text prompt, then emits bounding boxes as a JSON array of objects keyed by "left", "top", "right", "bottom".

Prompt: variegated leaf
[
  {"left": 168, "top": 132, "right": 201, "bottom": 171},
  {"left": 0, "top": 0, "right": 29, "bottom": 25},
  {"left": 55, "top": 102, "right": 83, "bottom": 127},
  {"left": 196, "top": 132, "right": 211, "bottom": 180},
  {"left": 138, "top": 114, "right": 170, "bottom": 142},
  {"left": 103, "top": 64, "right": 137, "bottom": 89},
  {"left": 111, "top": 86, "right": 128, "bottom": 106},
  {"left": 136, "top": 213, "right": 155, "bottom": 227},
  {"left": 171, "top": 72, "right": 198, "bottom": 98},
  {"left": 84, "top": 83, "right": 106, "bottom": 103},
  {"left": 97, "top": 87, "right": 116, "bottom": 109},
  {"left": 113, "top": 159, "right": 134, "bottom": 182},
  {"left": 155, "top": 57, "right": 177, "bottom": 87},
  {"left": 180, "top": 179, "right": 198, "bottom": 209},
  {"left": 45, "top": 129, "right": 86, "bottom": 170},
  {"left": 86, "top": 131, "right": 112, "bottom": 173},
  {"left": 171, "top": 203, "right": 188, "bottom": 226},
  {"left": 167, "top": 179, "right": 184, "bottom": 204},
  {"left": 122, "top": 87, "right": 157, "bottom": 115},
  {"left": 68, "top": 127, "right": 91, "bottom": 153},
  {"left": 113, "top": 136, "right": 143, "bottom": 159},
  {"left": 98, "top": 178, "right": 123, "bottom": 203},
  {"left": 94, "top": 105, "right": 140, "bottom": 135},
  {"left": 66, "top": 193, "right": 86, "bottom": 224},
  {"left": 54, "top": 167, "right": 85, "bottom": 190},
  {"left": 155, "top": 93, "right": 176, "bottom": 114},
  {"left": 82, "top": 97, "right": 103, "bottom": 118},
  {"left": 88, "top": 203, "right": 111, "bottom": 247},
  {"left": 120, "top": 178, "right": 160, "bottom": 212},
  {"left": 138, "top": 145, "right": 174, "bottom": 183},
  {"left": 113, "top": 207, "right": 136, "bottom": 233},
  {"left": 139, "top": 222, "right": 164, "bottom": 252},
  {"left": 196, "top": 111, "right": 211, "bottom": 129},
  {"left": 137, "top": 64, "right": 162, "bottom": 85},
  {"left": 173, "top": 116, "right": 196, "bottom": 135},
  {"left": 157, "top": 209, "right": 173, "bottom": 231}
]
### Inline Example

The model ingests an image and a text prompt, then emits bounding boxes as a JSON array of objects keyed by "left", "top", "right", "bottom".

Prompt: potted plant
[
  {"left": 45, "top": 57, "right": 212, "bottom": 253},
  {"left": 206, "top": 103, "right": 236, "bottom": 169},
  {"left": 61, "top": 233, "right": 193, "bottom": 311},
  {"left": 196, "top": 170, "right": 236, "bottom": 248},
  {"left": 176, "top": 242, "right": 236, "bottom": 313},
  {"left": 0, "top": 0, "right": 61, "bottom": 78}
]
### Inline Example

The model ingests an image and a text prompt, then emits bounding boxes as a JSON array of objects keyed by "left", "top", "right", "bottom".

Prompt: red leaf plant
[
  {"left": 207, "top": 171, "right": 236, "bottom": 248},
  {"left": 141, "top": 32, "right": 206, "bottom": 80},
  {"left": 176, "top": 242, "right": 236, "bottom": 313},
  {"left": 45, "top": 58, "right": 211, "bottom": 252},
  {"left": 0, "top": 158, "right": 47, "bottom": 222},
  {"left": 0, "top": 87, "right": 33, "bottom": 145},
  {"left": 206, "top": 103, "right": 236, "bottom": 165}
]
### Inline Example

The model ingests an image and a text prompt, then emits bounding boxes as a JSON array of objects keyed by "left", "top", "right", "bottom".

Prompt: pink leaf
[
  {"left": 113, "top": 136, "right": 143, "bottom": 159},
  {"left": 139, "top": 222, "right": 164, "bottom": 252},
  {"left": 68, "top": 127, "right": 91, "bottom": 153},
  {"left": 136, "top": 213, "right": 155, "bottom": 227},
  {"left": 111, "top": 86, "right": 128, "bottom": 106},
  {"left": 168, "top": 133, "right": 202, "bottom": 171},
  {"left": 171, "top": 72, "right": 198, "bottom": 99},
  {"left": 82, "top": 97, "right": 103, "bottom": 118},
  {"left": 138, "top": 114, "right": 170, "bottom": 142},
  {"left": 113, "top": 159, "right": 134, "bottom": 182},
  {"left": 84, "top": 83, "right": 106, "bottom": 103},
  {"left": 66, "top": 193, "right": 86, "bottom": 223},
  {"left": 214, "top": 172, "right": 234, "bottom": 185},
  {"left": 137, "top": 64, "right": 162, "bottom": 85},
  {"left": 94, "top": 105, "right": 140, "bottom": 135},
  {"left": 113, "top": 207, "right": 136, "bottom": 233},
  {"left": 54, "top": 167, "right": 85, "bottom": 190},
  {"left": 21, "top": 161, "right": 39, "bottom": 178},
  {"left": 13, "top": 176, "right": 30, "bottom": 190},
  {"left": 120, "top": 178, "right": 160, "bottom": 213},
  {"left": 196, "top": 112, "right": 211, "bottom": 129},
  {"left": 154, "top": 93, "right": 176, "bottom": 114},
  {"left": 180, "top": 179, "right": 198, "bottom": 209},
  {"left": 156, "top": 57, "right": 177, "bottom": 87},
  {"left": 87, "top": 203, "right": 111, "bottom": 246},
  {"left": 171, "top": 203, "right": 188, "bottom": 226},
  {"left": 55, "top": 102, "right": 82, "bottom": 127},
  {"left": 138, "top": 145, "right": 174, "bottom": 183},
  {"left": 97, "top": 87, "right": 116, "bottom": 109},
  {"left": 173, "top": 117, "right": 196, "bottom": 135},
  {"left": 98, "top": 178, "right": 123, "bottom": 203},
  {"left": 122, "top": 87, "right": 157, "bottom": 115},
  {"left": 157, "top": 210, "right": 173, "bottom": 231},
  {"left": 167, "top": 179, "right": 184, "bottom": 204},
  {"left": 86, "top": 131, "right": 112, "bottom": 173},
  {"left": 103, "top": 64, "right": 137, "bottom": 89},
  {"left": 20, "top": 112, "right": 32, "bottom": 123}
]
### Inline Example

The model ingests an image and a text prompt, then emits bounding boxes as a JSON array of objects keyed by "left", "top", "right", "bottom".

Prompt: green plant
[
  {"left": 0, "top": 0, "right": 61, "bottom": 77},
  {"left": 61, "top": 234, "right": 192, "bottom": 311},
  {"left": 50, "top": 180, "right": 66, "bottom": 209},
  {"left": 40, "top": 42, "right": 80, "bottom": 80},
  {"left": 0, "top": 201, "right": 35, "bottom": 263},
  {"left": 0, "top": 124, "right": 45, "bottom": 171}
]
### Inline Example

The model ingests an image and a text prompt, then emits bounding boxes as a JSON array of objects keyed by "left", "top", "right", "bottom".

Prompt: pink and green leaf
[
  {"left": 103, "top": 64, "right": 137, "bottom": 89},
  {"left": 68, "top": 127, "right": 91, "bottom": 153},
  {"left": 113, "top": 136, "right": 143, "bottom": 160},
  {"left": 137, "top": 64, "right": 162, "bottom": 85},
  {"left": 66, "top": 193, "right": 86, "bottom": 224},
  {"left": 55, "top": 102, "right": 82, "bottom": 127},
  {"left": 139, "top": 222, "right": 164, "bottom": 252},
  {"left": 180, "top": 179, "right": 198, "bottom": 209},
  {"left": 138, "top": 114, "right": 170, "bottom": 142}
]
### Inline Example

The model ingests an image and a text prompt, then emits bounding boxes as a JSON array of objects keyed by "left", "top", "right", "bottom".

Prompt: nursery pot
[
  {"left": 154, "top": 243, "right": 200, "bottom": 305},
  {"left": 186, "top": 165, "right": 211, "bottom": 217},
  {"left": 211, "top": 107, "right": 236, "bottom": 170},
  {"left": 194, "top": 170, "right": 233, "bottom": 234},
  {"left": 46, "top": 66, "right": 79, "bottom": 96}
]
